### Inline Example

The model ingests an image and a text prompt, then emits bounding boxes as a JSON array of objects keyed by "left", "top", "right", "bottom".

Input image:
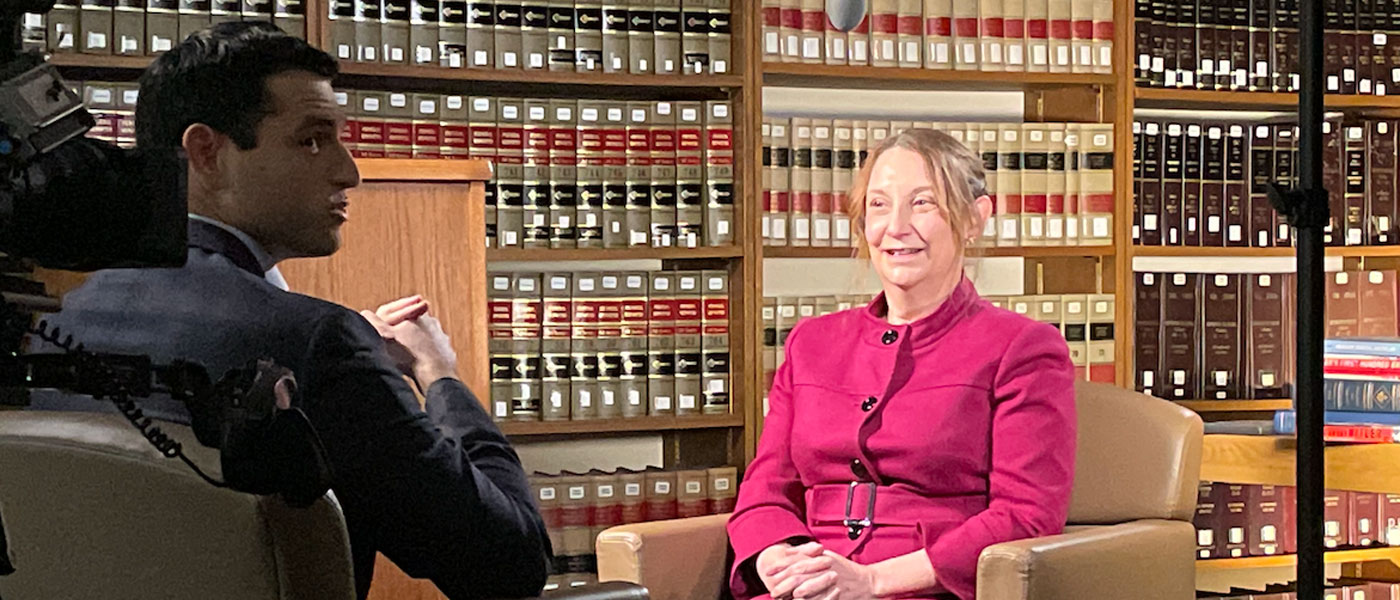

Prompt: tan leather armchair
[
  {"left": 0, "top": 411, "right": 356, "bottom": 600},
  {"left": 595, "top": 381, "right": 1204, "bottom": 600}
]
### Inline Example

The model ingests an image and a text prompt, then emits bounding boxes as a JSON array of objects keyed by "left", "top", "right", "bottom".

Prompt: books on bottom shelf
[{"left": 1194, "top": 482, "right": 1400, "bottom": 560}]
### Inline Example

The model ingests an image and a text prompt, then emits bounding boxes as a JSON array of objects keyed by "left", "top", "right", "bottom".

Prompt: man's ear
[{"left": 181, "top": 123, "right": 227, "bottom": 177}]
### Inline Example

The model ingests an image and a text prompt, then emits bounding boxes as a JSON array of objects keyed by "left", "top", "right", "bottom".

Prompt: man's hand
[
  {"left": 360, "top": 295, "right": 459, "bottom": 386},
  {"left": 756, "top": 542, "right": 829, "bottom": 599}
]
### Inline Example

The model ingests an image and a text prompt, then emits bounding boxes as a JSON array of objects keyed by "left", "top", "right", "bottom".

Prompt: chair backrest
[
  {"left": 1067, "top": 381, "right": 1204, "bottom": 525},
  {"left": 0, "top": 411, "right": 356, "bottom": 600}
]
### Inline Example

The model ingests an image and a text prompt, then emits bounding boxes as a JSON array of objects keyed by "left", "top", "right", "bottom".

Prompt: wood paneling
[{"left": 1202, "top": 434, "right": 1400, "bottom": 494}]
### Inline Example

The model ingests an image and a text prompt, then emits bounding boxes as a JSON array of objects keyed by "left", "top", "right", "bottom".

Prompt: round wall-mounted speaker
[{"left": 825, "top": 0, "right": 869, "bottom": 32}]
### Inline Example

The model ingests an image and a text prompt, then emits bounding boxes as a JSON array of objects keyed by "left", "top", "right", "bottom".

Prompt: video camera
[{"left": 0, "top": 1, "right": 332, "bottom": 577}]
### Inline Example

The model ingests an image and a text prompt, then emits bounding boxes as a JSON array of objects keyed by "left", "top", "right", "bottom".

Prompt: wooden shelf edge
[
  {"left": 50, "top": 53, "right": 152, "bottom": 70},
  {"left": 355, "top": 158, "right": 493, "bottom": 182},
  {"left": 1178, "top": 399, "right": 1294, "bottom": 412},
  {"left": 1196, "top": 547, "right": 1400, "bottom": 571},
  {"left": 498, "top": 414, "right": 745, "bottom": 436},
  {"left": 487, "top": 246, "right": 744, "bottom": 262},
  {"left": 338, "top": 62, "right": 744, "bottom": 88},
  {"left": 1135, "top": 86, "right": 1400, "bottom": 110},
  {"left": 763, "top": 62, "right": 1115, "bottom": 89}
]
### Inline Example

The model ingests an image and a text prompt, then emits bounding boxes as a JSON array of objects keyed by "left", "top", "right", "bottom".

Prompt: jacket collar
[
  {"left": 186, "top": 219, "right": 264, "bottom": 279},
  {"left": 860, "top": 276, "right": 980, "bottom": 350}
]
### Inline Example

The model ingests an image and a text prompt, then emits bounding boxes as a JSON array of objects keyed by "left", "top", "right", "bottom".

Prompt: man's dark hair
[{"left": 136, "top": 21, "right": 339, "bottom": 150}]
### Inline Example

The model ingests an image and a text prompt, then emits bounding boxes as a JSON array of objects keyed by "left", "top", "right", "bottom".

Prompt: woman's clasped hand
[{"left": 757, "top": 542, "right": 881, "bottom": 600}]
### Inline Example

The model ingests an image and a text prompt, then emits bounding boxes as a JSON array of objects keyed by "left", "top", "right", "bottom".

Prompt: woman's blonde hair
[{"left": 848, "top": 128, "right": 990, "bottom": 258}]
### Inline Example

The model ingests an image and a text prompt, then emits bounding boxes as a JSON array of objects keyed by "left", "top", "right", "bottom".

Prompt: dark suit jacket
[{"left": 30, "top": 221, "right": 551, "bottom": 599}]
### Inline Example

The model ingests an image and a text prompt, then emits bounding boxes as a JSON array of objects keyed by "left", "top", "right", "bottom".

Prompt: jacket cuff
[
  {"left": 726, "top": 509, "right": 812, "bottom": 600},
  {"left": 423, "top": 378, "right": 491, "bottom": 427},
  {"left": 921, "top": 519, "right": 989, "bottom": 600}
]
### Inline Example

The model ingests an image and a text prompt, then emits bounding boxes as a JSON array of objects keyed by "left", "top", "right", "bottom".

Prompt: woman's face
[{"left": 864, "top": 146, "right": 965, "bottom": 292}]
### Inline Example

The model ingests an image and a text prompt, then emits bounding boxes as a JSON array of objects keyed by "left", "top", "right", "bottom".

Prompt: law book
[
  {"left": 643, "top": 467, "right": 678, "bottom": 521},
  {"left": 521, "top": 99, "right": 552, "bottom": 249},
  {"left": 625, "top": 101, "right": 653, "bottom": 247},
  {"left": 673, "top": 271, "right": 703, "bottom": 416},
  {"left": 465, "top": 0, "right": 495, "bottom": 67},
  {"left": 833, "top": 121, "right": 856, "bottom": 246},
  {"left": 81, "top": 84, "right": 113, "bottom": 143},
  {"left": 1245, "top": 485, "right": 1288, "bottom": 556},
  {"left": 853, "top": 6, "right": 874, "bottom": 64},
  {"left": 993, "top": 124, "right": 1021, "bottom": 247},
  {"left": 1381, "top": 0, "right": 1398, "bottom": 95},
  {"left": 378, "top": 0, "right": 410, "bottom": 64},
  {"left": 602, "top": 103, "right": 629, "bottom": 248},
  {"left": 551, "top": 100, "right": 580, "bottom": 248},
  {"left": 511, "top": 272, "right": 545, "bottom": 421},
  {"left": 1195, "top": 482, "right": 1220, "bottom": 558},
  {"left": 790, "top": 118, "right": 814, "bottom": 247},
  {"left": 778, "top": 0, "right": 800, "bottom": 62},
  {"left": 458, "top": 94, "right": 491, "bottom": 159},
  {"left": 1194, "top": 0, "right": 1218, "bottom": 88},
  {"left": 1181, "top": 123, "right": 1202, "bottom": 246},
  {"left": 1069, "top": 0, "right": 1090, "bottom": 72},
  {"left": 495, "top": 97, "right": 527, "bottom": 248},
  {"left": 1357, "top": 270, "right": 1398, "bottom": 337},
  {"left": 113, "top": 84, "right": 137, "bottom": 148},
  {"left": 762, "top": 0, "right": 781, "bottom": 58},
  {"left": 761, "top": 297, "right": 777, "bottom": 405},
  {"left": 1385, "top": 0, "right": 1400, "bottom": 95},
  {"left": 1324, "top": 119, "right": 1345, "bottom": 244},
  {"left": 1248, "top": 273, "right": 1290, "bottom": 399},
  {"left": 1152, "top": 0, "right": 1177, "bottom": 87},
  {"left": 595, "top": 274, "right": 624, "bottom": 419},
  {"left": 705, "top": 100, "right": 735, "bottom": 247},
  {"left": 676, "top": 470, "right": 710, "bottom": 518},
  {"left": 1200, "top": 124, "right": 1226, "bottom": 246},
  {"left": 868, "top": 0, "right": 897, "bottom": 66},
  {"left": 602, "top": 0, "right": 628, "bottom": 71},
  {"left": 20, "top": 11, "right": 45, "bottom": 52},
  {"left": 897, "top": 0, "right": 922, "bottom": 67},
  {"left": 1201, "top": 274, "right": 1243, "bottom": 399},
  {"left": 327, "top": 0, "right": 357, "bottom": 58},
  {"left": 1326, "top": 490, "right": 1352, "bottom": 548},
  {"left": 919, "top": 0, "right": 950, "bottom": 68},
  {"left": 546, "top": 0, "right": 576, "bottom": 71},
  {"left": 700, "top": 270, "right": 730, "bottom": 415},
  {"left": 769, "top": 119, "right": 791, "bottom": 246},
  {"left": 1248, "top": 124, "right": 1275, "bottom": 247},
  {"left": 1035, "top": 295, "right": 1064, "bottom": 337},
  {"left": 568, "top": 273, "right": 600, "bottom": 420},
  {"left": 521, "top": 1, "right": 548, "bottom": 68},
  {"left": 383, "top": 92, "right": 415, "bottom": 158},
  {"left": 619, "top": 273, "right": 650, "bottom": 418},
  {"left": 1246, "top": 0, "right": 1270, "bottom": 90},
  {"left": 1368, "top": 120, "right": 1398, "bottom": 244},
  {"left": 799, "top": 0, "right": 824, "bottom": 63},
  {"left": 650, "top": 101, "right": 678, "bottom": 247},
  {"left": 337, "top": 90, "right": 359, "bottom": 156},
  {"left": 541, "top": 272, "right": 574, "bottom": 421},
  {"left": 1139, "top": 121, "right": 1164, "bottom": 245},
  {"left": 825, "top": 0, "right": 851, "bottom": 64},
  {"left": 1027, "top": 0, "right": 1053, "bottom": 73},
  {"left": 412, "top": 94, "right": 443, "bottom": 158},
  {"left": 495, "top": 1, "right": 524, "bottom": 68},
  {"left": 78, "top": 0, "right": 114, "bottom": 55},
  {"left": 706, "top": 467, "right": 738, "bottom": 513},
  {"left": 654, "top": 0, "right": 682, "bottom": 73},
  {"left": 1230, "top": 0, "right": 1250, "bottom": 89},
  {"left": 674, "top": 102, "right": 704, "bottom": 248},
  {"left": 1134, "top": 272, "right": 1162, "bottom": 395},
  {"left": 1080, "top": 123, "right": 1114, "bottom": 245},
  {"left": 1133, "top": 0, "right": 1151, "bottom": 82},
  {"left": 1326, "top": 271, "right": 1361, "bottom": 338},
  {"left": 1058, "top": 295, "right": 1086, "bottom": 379},
  {"left": 1218, "top": 483, "right": 1249, "bottom": 558},
  {"left": 1324, "top": 0, "right": 1343, "bottom": 93},
  {"left": 1224, "top": 124, "right": 1248, "bottom": 246},
  {"left": 1048, "top": 0, "right": 1071, "bottom": 72},
  {"left": 1044, "top": 126, "right": 1067, "bottom": 245},
  {"left": 47, "top": 0, "right": 78, "bottom": 53},
  {"left": 1276, "top": 0, "right": 1299, "bottom": 91},
  {"left": 111, "top": 0, "right": 143, "bottom": 57},
  {"left": 576, "top": 102, "right": 606, "bottom": 248},
  {"left": 404, "top": 0, "right": 438, "bottom": 63},
  {"left": 353, "top": 0, "right": 383, "bottom": 61},
  {"left": 1086, "top": 293, "right": 1114, "bottom": 383},
  {"left": 647, "top": 272, "right": 676, "bottom": 416},
  {"left": 1341, "top": 122, "right": 1366, "bottom": 245},
  {"left": 1274, "top": 124, "right": 1297, "bottom": 245},
  {"left": 703, "top": 0, "right": 730, "bottom": 72},
  {"left": 530, "top": 474, "right": 564, "bottom": 563},
  {"left": 557, "top": 473, "right": 594, "bottom": 570},
  {"left": 761, "top": 119, "right": 773, "bottom": 244},
  {"left": 1215, "top": 0, "right": 1236, "bottom": 89},
  {"left": 589, "top": 470, "right": 621, "bottom": 545},
  {"left": 1162, "top": 272, "right": 1199, "bottom": 399},
  {"left": 1061, "top": 123, "right": 1079, "bottom": 245},
  {"left": 1344, "top": 0, "right": 1361, "bottom": 95},
  {"left": 438, "top": 0, "right": 466, "bottom": 66},
  {"left": 810, "top": 119, "right": 835, "bottom": 247},
  {"left": 949, "top": 0, "right": 977, "bottom": 70},
  {"left": 355, "top": 91, "right": 388, "bottom": 157},
  {"left": 612, "top": 468, "right": 646, "bottom": 525},
  {"left": 1002, "top": 0, "right": 1023, "bottom": 70},
  {"left": 1384, "top": 494, "right": 1400, "bottom": 545},
  {"left": 1171, "top": 0, "right": 1194, "bottom": 88},
  {"left": 1357, "top": 0, "right": 1377, "bottom": 94},
  {"left": 1020, "top": 123, "right": 1049, "bottom": 246}
]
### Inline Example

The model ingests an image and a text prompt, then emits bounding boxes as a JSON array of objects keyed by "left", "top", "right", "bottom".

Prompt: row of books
[
  {"left": 1203, "top": 581, "right": 1400, "bottom": 600},
  {"left": 759, "top": 0, "right": 1114, "bottom": 74},
  {"left": 1194, "top": 483, "right": 1400, "bottom": 559},
  {"left": 334, "top": 91, "right": 736, "bottom": 250},
  {"left": 529, "top": 465, "right": 738, "bottom": 579},
  {"left": 1132, "top": 118, "right": 1400, "bottom": 248},
  {"left": 759, "top": 293, "right": 878, "bottom": 413},
  {"left": 761, "top": 118, "right": 1116, "bottom": 248},
  {"left": 488, "top": 270, "right": 729, "bottom": 422},
  {"left": 72, "top": 81, "right": 139, "bottom": 149},
  {"left": 327, "top": 0, "right": 732, "bottom": 74},
  {"left": 1134, "top": 0, "right": 1400, "bottom": 95},
  {"left": 25, "top": 3, "right": 305, "bottom": 56},
  {"left": 1135, "top": 270, "right": 1400, "bottom": 401},
  {"left": 987, "top": 293, "right": 1117, "bottom": 383}
]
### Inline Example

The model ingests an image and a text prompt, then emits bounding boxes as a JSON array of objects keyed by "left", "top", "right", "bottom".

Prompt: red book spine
[
  {"left": 928, "top": 14, "right": 952, "bottom": 36},
  {"left": 414, "top": 123, "right": 443, "bottom": 159},
  {"left": 781, "top": 5, "right": 802, "bottom": 30},
  {"left": 873, "top": 14, "right": 898, "bottom": 35}
]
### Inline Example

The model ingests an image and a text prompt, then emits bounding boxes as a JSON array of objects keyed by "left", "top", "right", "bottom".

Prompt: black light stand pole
[{"left": 1295, "top": 0, "right": 1327, "bottom": 594}]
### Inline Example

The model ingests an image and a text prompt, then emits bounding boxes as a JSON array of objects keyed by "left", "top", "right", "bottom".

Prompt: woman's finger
[
  {"left": 791, "top": 571, "right": 838, "bottom": 599},
  {"left": 768, "top": 558, "right": 832, "bottom": 598}
]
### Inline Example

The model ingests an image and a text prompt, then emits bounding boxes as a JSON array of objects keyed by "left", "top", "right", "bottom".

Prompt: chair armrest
[
  {"left": 976, "top": 519, "right": 1196, "bottom": 600},
  {"left": 595, "top": 514, "right": 729, "bottom": 600},
  {"left": 540, "top": 581, "right": 649, "bottom": 600}
]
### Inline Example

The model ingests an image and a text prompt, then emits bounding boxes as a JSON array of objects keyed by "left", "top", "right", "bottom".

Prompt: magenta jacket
[{"left": 726, "top": 277, "right": 1077, "bottom": 600}]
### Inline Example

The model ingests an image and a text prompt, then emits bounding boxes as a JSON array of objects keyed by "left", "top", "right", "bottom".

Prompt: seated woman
[{"left": 727, "top": 128, "right": 1076, "bottom": 600}]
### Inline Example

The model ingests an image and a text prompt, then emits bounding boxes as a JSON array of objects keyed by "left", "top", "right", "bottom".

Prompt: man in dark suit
[{"left": 30, "top": 21, "right": 550, "bottom": 599}]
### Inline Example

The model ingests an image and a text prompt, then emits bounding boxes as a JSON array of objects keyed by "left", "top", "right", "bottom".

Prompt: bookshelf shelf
[
  {"left": 1132, "top": 246, "right": 1400, "bottom": 258},
  {"left": 1135, "top": 86, "right": 1400, "bottom": 111},
  {"left": 498, "top": 414, "right": 745, "bottom": 437},
  {"left": 487, "top": 246, "right": 744, "bottom": 262},
  {"left": 763, "top": 246, "right": 1117, "bottom": 259},
  {"left": 763, "top": 62, "right": 1115, "bottom": 91},
  {"left": 50, "top": 53, "right": 152, "bottom": 70},
  {"left": 1202, "top": 434, "right": 1400, "bottom": 494},
  {"left": 1178, "top": 399, "right": 1294, "bottom": 413},
  {"left": 1195, "top": 547, "right": 1400, "bottom": 572}
]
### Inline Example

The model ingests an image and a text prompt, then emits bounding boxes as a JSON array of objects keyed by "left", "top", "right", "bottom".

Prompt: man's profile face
[{"left": 216, "top": 70, "right": 360, "bottom": 259}]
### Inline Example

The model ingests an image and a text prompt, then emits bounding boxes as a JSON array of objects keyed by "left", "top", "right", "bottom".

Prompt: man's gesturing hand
[{"left": 361, "top": 295, "right": 459, "bottom": 386}]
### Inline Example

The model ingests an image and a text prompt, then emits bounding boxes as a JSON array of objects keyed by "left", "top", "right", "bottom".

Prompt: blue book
[
  {"left": 1324, "top": 338, "right": 1400, "bottom": 357},
  {"left": 1273, "top": 409, "right": 1400, "bottom": 435}
]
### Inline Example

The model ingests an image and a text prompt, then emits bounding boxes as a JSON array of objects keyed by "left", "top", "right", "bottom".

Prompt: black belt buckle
[{"left": 843, "top": 481, "right": 877, "bottom": 540}]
